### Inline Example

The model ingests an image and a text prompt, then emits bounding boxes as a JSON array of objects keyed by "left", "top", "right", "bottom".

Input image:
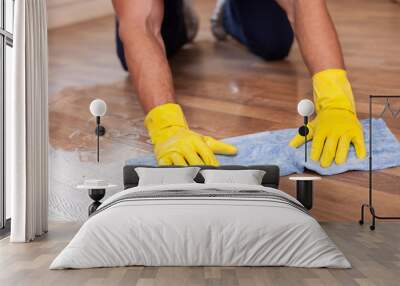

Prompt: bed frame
[{"left": 123, "top": 165, "right": 280, "bottom": 189}]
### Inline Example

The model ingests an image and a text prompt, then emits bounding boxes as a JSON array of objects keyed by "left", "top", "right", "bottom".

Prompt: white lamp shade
[
  {"left": 297, "top": 99, "right": 314, "bottom": 117},
  {"left": 90, "top": 99, "right": 107, "bottom": 117}
]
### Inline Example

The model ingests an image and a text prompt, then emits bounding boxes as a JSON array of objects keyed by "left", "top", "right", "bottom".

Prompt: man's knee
[
  {"left": 245, "top": 22, "right": 294, "bottom": 61},
  {"left": 247, "top": 36, "right": 293, "bottom": 61},
  {"left": 224, "top": 0, "right": 294, "bottom": 61}
]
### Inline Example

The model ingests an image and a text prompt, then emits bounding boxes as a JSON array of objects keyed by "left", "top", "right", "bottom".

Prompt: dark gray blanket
[{"left": 92, "top": 189, "right": 308, "bottom": 217}]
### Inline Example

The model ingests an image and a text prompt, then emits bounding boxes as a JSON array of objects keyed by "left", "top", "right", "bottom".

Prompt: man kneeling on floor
[{"left": 112, "top": 0, "right": 366, "bottom": 168}]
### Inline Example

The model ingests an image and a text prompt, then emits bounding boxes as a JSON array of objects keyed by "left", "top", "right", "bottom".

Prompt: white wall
[{"left": 47, "top": 0, "right": 114, "bottom": 29}]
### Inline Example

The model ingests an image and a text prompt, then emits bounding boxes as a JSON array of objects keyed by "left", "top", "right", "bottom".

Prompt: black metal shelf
[{"left": 359, "top": 95, "right": 400, "bottom": 230}]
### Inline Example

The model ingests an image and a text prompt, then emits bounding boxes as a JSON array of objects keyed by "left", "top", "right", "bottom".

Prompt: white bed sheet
[{"left": 50, "top": 183, "right": 350, "bottom": 269}]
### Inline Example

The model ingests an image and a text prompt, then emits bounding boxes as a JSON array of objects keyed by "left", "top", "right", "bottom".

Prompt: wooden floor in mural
[{"left": 48, "top": 0, "right": 400, "bottom": 222}]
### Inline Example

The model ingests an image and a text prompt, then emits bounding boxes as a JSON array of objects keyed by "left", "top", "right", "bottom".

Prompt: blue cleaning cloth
[{"left": 126, "top": 119, "right": 400, "bottom": 176}]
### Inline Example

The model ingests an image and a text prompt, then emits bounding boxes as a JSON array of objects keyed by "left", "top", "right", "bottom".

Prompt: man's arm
[
  {"left": 113, "top": 0, "right": 175, "bottom": 112},
  {"left": 276, "top": 0, "right": 344, "bottom": 74},
  {"left": 112, "top": 0, "right": 237, "bottom": 166},
  {"left": 276, "top": 0, "right": 366, "bottom": 167}
]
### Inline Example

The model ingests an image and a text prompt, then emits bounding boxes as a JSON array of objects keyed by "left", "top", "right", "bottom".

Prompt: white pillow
[
  {"left": 200, "top": 169, "right": 266, "bottom": 185},
  {"left": 135, "top": 167, "right": 200, "bottom": 186}
]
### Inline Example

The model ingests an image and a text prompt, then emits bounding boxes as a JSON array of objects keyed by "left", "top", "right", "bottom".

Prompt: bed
[{"left": 50, "top": 165, "right": 350, "bottom": 269}]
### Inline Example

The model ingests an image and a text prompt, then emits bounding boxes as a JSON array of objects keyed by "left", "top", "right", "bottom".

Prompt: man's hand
[
  {"left": 289, "top": 109, "right": 366, "bottom": 167},
  {"left": 145, "top": 103, "right": 237, "bottom": 166},
  {"left": 289, "top": 69, "right": 366, "bottom": 167}
]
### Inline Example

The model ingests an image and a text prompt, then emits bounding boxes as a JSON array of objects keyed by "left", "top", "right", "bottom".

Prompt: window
[{"left": 1, "top": 0, "right": 14, "bottom": 231}]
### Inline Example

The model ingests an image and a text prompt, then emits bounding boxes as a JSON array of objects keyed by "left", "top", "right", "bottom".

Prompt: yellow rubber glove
[
  {"left": 145, "top": 103, "right": 237, "bottom": 166},
  {"left": 289, "top": 69, "right": 366, "bottom": 167}
]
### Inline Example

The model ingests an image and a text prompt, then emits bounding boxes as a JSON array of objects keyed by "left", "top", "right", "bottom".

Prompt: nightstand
[
  {"left": 289, "top": 176, "right": 321, "bottom": 210},
  {"left": 77, "top": 180, "right": 118, "bottom": 216}
]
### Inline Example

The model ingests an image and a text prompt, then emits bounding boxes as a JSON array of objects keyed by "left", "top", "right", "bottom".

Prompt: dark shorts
[{"left": 116, "top": 0, "right": 294, "bottom": 71}]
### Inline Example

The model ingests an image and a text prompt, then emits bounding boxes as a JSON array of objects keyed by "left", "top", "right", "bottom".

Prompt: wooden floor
[
  {"left": 48, "top": 0, "right": 400, "bottom": 222},
  {"left": 1, "top": 221, "right": 400, "bottom": 286}
]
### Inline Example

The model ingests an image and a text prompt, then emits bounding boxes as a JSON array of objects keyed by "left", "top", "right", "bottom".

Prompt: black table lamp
[
  {"left": 89, "top": 99, "right": 107, "bottom": 162},
  {"left": 297, "top": 99, "right": 314, "bottom": 162}
]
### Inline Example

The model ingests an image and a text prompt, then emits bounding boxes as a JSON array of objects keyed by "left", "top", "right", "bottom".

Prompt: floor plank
[{"left": 1, "top": 221, "right": 400, "bottom": 286}]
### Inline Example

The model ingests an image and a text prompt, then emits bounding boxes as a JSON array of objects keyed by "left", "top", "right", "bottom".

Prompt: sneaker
[
  {"left": 182, "top": 0, "right": 199, "bottom": 42},
  {"left": 211, "top": 0, "right": 227, "bottom": 41}
]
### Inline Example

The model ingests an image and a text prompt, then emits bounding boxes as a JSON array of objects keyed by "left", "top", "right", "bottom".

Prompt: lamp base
[
  {"left": 88, "top": 188, "right": 106, "bottom": 216},
  {"left": 95, "top": 125, "right": 106, "bottom": 136},
  {"left": 298, "top": 126, "right": 309, "bottom": 136},
  {"left": 296, "top": 181, "right": 313, "bottom": 210}
]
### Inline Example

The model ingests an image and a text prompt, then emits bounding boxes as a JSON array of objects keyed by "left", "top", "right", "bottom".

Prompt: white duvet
[{"left": 50, "top": 183, "right": 350, "bottom": 269}]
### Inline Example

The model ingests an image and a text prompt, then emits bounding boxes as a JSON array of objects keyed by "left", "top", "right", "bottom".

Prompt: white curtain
[{"left": 8, "top": 0, "right": 49, "bottom": 242}]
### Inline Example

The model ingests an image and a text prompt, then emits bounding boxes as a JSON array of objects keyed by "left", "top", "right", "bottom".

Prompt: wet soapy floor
[{"left": 49, "top": 82, "right": 153, "bottom": 221}]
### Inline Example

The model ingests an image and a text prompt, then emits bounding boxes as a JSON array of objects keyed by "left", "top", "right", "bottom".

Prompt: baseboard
[{"left": 47, "top": 0, "right": 114, "bottom": 29}]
